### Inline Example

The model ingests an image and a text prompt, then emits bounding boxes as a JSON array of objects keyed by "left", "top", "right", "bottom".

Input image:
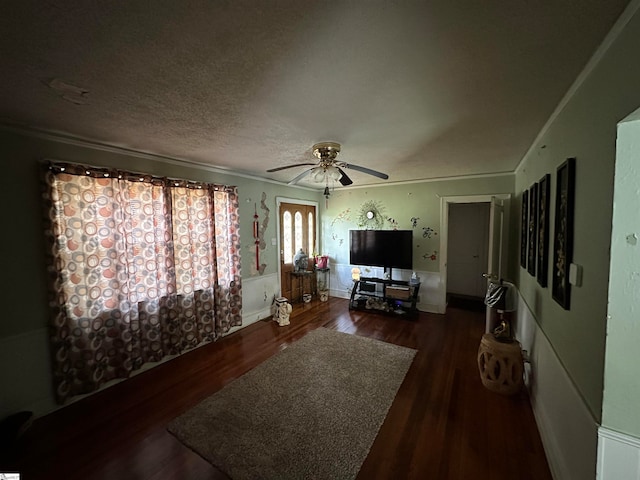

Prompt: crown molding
[
  {"left": 2, "top": 122, "right": 514, "bottom": 190},
  {"left": 0, "top": 123, "right": 319, "bottom": 191},
  {"left": 515, "top": 0, "right": 640, "bottom": 174}
]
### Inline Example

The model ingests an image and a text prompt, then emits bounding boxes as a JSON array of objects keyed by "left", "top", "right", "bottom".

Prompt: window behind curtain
[{"left": 42, "top": 162, "right": 242, "bottom": 404}]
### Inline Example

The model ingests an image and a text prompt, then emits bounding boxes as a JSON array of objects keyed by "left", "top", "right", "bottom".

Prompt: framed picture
[
  {"left": 537, "top": 174, "right": 551, "bottom": 287},
  {"left": 520, "top": 189, "right": 528, "bottom": 268},
  {"left": 527, "top": 183, "right": 538, "bottom": 276},
  {"left": 552, "top": 158, "right": 576, "bottom": 310}
]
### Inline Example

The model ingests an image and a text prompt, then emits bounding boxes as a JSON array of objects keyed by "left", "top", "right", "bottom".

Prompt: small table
[
  {"left": 477, "top": 333, "right": 524, "bottom": 395},
  {"left": 316, "top": 267, "right": 330, "bottom": 301},
  {"left": 290, "top": 270, "right": 314, "bottom": 303}
]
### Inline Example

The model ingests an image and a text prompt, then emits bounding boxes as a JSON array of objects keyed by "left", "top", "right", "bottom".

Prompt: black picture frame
[
  {"left": 552, "top": 158, "right": 576, "bottom": 310},
  {"left": 537, "top": 174, "right": 551, "bottom": 287},
  {"left": 527, "top": 183, "right": 538, "bottom": 276},
  {"left": 520, "top": 190, "right": 528, "bottom": 268}
]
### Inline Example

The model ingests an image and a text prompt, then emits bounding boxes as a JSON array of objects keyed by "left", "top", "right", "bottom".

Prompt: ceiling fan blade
[
  {"left": 336, "top": 167, "right": 353, "bottom": 186},
  {"left": 343, "top": 163, "right": 389, "bottom": 180},
  {"left": 266, "top": 163, "right": 316, "bottom": 173},
  {"left": 287, "top": 168, "right": 313, "bottom": 185}
]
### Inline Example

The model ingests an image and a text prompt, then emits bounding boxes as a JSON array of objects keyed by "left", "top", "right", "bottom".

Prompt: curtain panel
[{"left": 41, "top": 162, "right": 242, "bottom": 404}]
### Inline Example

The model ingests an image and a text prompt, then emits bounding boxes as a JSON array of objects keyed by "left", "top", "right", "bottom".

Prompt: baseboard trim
[{"left": 597, "top": 427, "right": 640, "bottom": 479}]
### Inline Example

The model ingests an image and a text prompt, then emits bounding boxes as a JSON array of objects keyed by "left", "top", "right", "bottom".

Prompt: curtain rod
[{"left": 43, "top": 158, "right": 236, "bottom": 191}]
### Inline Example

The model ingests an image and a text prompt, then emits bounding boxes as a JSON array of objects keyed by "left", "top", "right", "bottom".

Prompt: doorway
[
  {"left": 447, "top": 202, "right": 490, "bottom": 304},
  {"left": 439, "top": 194, "right": 510, "bottom": 314},
  {"left": 277, "top": 199, "right": 318, "bottom": 302}
]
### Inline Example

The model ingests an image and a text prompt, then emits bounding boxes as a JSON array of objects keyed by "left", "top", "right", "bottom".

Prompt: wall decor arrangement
[
  {"left": 255, "top": 192, "right": 270, "bottom": 275},
  {"left": 329, "top": 208, "right": 352, "bottom": 250},
  {"left": 520, "top": 189, "right": 528, "bottom": 268},
  {"left": 356, "top": 200, "right": 385, "bottom": 229},
  {"left": 536, "top": 174, "right": 551, "bottom": 287},
  {"left": 552, "top": 157, "right": 576, "bottom": 310},
  {"left": 422, "top": 250, "right": 438, "bottom": 261},
  {"left": 259, "top": 192, "right": 270, "bottom": 250},
  {"left": 330, "top": 208, "right": 352, "bottom": 227},
  {"left": 422, "top": 226, "right": 436, "bottom": 238},
  {"left": 527, "top": 183, "right": 538, "bottom": 276},
  {"left": 253, "top": 204, "right": 260, "bottom": 271}
]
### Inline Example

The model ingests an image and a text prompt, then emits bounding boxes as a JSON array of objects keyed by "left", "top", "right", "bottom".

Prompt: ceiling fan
[{"left": 266, "top": 142, "right": 389, "bottom": 187}]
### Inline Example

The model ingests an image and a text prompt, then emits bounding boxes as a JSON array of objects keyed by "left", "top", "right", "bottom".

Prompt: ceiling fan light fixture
[
  {"left": 310, "top": 165, "right": 341, "bottom": 183},
  {"left": 311, "top": 166, "right": 325, "bottom": 182},
  {"left": 267, "top": 141, "right": 388, "bottom": 186},
  {"left": 312, "top": 142, "right": 341, "bottom": 161}
]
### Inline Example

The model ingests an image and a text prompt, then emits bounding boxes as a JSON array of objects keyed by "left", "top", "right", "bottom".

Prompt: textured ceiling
[{"left": 0, "top": 0, "right": 631, "bottom": 188}]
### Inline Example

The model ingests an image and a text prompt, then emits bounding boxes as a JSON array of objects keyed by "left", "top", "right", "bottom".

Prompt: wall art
[
  {"left": 257, "top": 192, "right": 270, "bottom": 275},
  {"left": 356, "top": 200, "right": 385, "bottom": 229},
  {"left": 552, "top": 158, "right": 576, "bottom": 310},
  {"left": 536, "top": 174, "right": 551, "bottom": 287},
  {"left": 330, "top": 208, "right": 352, "bottom": 227},
  {"left": 527, "top": 183, "right": 538, "bottom": 276},
  {"left": 422, "top": 227, "right": 436, "bottom": 238},
  {"left": 422, "top": 250, "right": 438, "bottom": 261},
  {"left": 520, "top": 189, "right": 528, "bottom": 268}
]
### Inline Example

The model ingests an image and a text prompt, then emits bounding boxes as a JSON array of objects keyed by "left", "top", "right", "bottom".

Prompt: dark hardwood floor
[{"left": 2, "top": 298, "right": 552, "bottom": 479}]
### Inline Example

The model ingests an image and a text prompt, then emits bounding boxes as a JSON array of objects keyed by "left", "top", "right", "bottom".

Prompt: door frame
[
  {"left": 439, "top": 194, "right": 511, "bottom": 310},
  {"left": 275, "top": 196, "right": 320, "bottom": 297}
]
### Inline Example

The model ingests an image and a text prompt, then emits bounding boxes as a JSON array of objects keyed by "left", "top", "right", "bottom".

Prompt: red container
[{"left": 316, "top": 255, "right": 328, "bottom": 269}]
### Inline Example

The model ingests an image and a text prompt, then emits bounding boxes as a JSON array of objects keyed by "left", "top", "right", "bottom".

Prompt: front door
[{"left": 279, "top": 202, "right": 317, "bottom": 302}]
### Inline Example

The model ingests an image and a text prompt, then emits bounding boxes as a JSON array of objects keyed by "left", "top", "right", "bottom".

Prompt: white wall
[
  {"left": 514, "top": 293, "right": 598, "bottom": 480},
  {"left": 595, "top": 113, "right": 640, "bottom": 479}
]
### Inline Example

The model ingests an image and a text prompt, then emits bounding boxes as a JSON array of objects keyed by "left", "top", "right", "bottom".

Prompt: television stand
[{"left": 349, "top": 276, "right": 420, "bottom": 316}]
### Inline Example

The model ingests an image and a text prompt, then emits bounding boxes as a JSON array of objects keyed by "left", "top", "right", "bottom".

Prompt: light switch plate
[{"left": 569, "top": 263, "right": 582, "bottom": 286}]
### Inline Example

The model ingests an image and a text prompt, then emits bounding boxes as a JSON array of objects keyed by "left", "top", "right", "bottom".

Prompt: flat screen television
[{"left": 349, "top": 230, "right": 413, "bottom": 271}]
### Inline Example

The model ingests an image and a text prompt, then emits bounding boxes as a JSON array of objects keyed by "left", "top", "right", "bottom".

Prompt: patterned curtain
[{"left": 42, "top": 162, "right": 242, "bottom": 404}]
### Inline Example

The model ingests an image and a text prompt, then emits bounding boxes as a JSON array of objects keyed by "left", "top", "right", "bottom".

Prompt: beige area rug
[{"left": 168, "top": 328, "right": 416, "bottom": 480}]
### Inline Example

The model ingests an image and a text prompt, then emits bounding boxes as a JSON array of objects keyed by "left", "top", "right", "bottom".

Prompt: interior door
[
  {"left": 485, "top": 196, "right": 506, "bottom": 331},
  {"left": 447, "top": 203, "right": 490, "bottom": 298},
  {"left": 279, "top": 202, "right": 316, "bottom": 302}
]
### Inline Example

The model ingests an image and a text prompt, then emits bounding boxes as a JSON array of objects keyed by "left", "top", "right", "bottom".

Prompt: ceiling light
[
  {"left": 328, "top": 166, "right": 341, "bottom": 181},
  {"left": 311, "top": 167, "right": 325, "bottom": 182}
]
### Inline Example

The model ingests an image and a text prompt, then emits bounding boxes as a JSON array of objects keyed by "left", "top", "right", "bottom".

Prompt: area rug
[{"left": 168, "top": 327, "right": 417, "bottom": 480}]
